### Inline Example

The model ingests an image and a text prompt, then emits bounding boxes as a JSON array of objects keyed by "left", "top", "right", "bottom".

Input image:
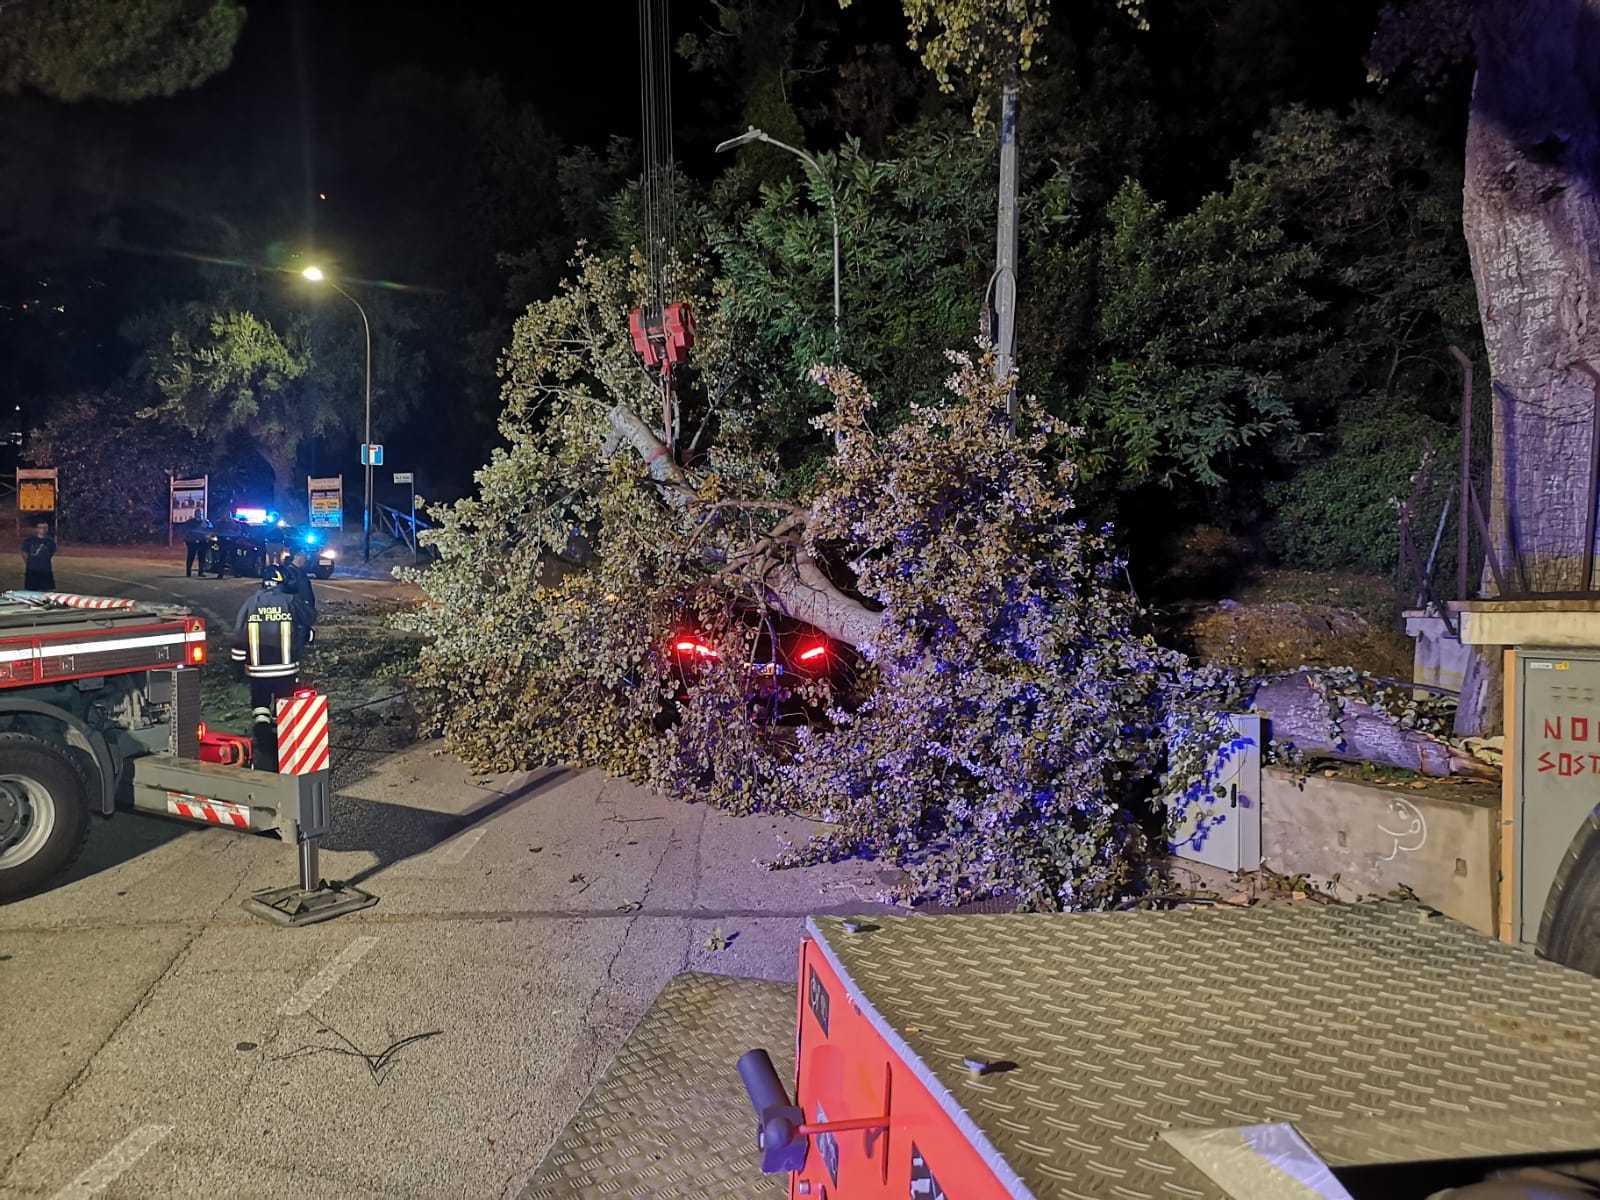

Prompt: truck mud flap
[{"left": 521, "top": 973, "right": 793, "bottom": 1200}]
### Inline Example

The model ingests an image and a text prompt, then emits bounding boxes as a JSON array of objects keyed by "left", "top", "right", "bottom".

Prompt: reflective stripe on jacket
[{"left": 230, "top": 589, "right": 312, "bottom": 679}]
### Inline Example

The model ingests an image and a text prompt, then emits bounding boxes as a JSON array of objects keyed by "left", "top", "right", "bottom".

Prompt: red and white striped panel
[
  {"left": 27, "top": 592, "right": 138, "bottom": 610},
  {"left": 276, "top": 691, "right": 330, "bottom": 775},
  {"left": 166, "top": 792, "right": 250, "bottom": 828}
]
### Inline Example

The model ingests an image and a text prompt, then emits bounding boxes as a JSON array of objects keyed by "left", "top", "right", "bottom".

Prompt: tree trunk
[
  {"left": 608, "top": 401, "right": 885, "bottom": 647},
  {"left": 993, "top": 76, "right": 1020, "bottom": 424},
  {"left": 1464, "top": 0, "right": 1600, "bottom": 593},
  {"left": 260, "top": 437, "right": 299, "bottom": 513},
  {"left": 1250, "top": 673, "right": 1494, "bottom": 779}
]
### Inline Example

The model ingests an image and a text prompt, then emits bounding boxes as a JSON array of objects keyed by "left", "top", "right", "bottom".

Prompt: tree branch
[{"left": 605, "top": 399, "right": 885, "bottom": 648}]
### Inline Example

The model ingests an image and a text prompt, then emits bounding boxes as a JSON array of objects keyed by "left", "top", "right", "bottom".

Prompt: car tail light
[
  {"left": 797, "top": 642, "right": 827, "bottom": 663},
  {"left": 674, "top": 639, "right": 719, "bottom": 659}
]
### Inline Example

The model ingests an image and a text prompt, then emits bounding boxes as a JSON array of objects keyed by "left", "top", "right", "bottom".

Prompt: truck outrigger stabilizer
[{"left": 130, "top": 749, "right": 377, "bottom": 927}]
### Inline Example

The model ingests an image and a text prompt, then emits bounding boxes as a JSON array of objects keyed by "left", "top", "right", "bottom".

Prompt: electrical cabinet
[
  {"left": 1515, "top": 650, "right": 1600, "bottom": 943},
  {"left": 1168, "top": 713, "right": 1263, "bottom": 873}
]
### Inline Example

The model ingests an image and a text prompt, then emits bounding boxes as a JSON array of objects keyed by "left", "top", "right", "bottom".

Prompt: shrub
[
  {"left": 1265, "top": 405, "right": 1457, "bottom": 576},
  {"left": 26, "top": 394, "right": 206, "bottom": 543}
]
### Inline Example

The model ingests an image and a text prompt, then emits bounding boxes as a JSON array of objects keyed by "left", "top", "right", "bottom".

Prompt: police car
[
  {"left": 278, "top": 524, "right": 339, "bottom": 579},
  {"left": 211, "top": 510, "right": 337, "bottom": 580}
]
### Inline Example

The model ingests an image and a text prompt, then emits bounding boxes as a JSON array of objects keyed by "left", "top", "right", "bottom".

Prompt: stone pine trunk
[
  {"left": 1464, "top": 0, "right": 1600, "bottom": 593},
  {"left": 1455, "top": 0, "right": 1600, "bottom": 735}
]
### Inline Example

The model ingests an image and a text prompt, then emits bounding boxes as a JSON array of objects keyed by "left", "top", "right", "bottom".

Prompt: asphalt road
[{"left": 0, "top": 550, "right": 889, "bottom": 1199}]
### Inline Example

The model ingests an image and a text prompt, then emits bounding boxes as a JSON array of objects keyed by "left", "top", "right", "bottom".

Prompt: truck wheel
[
  {"left": 1538, "top": 806, "right": 1600, "bottom": 978},
  {"left": 0, "top": 734, "right": 90, "bottom": 901}
]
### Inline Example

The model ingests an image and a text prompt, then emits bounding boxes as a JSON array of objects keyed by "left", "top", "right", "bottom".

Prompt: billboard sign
[
  {"left": 170, "top": 476, "right": 208, "bottom": 524},
  {"left": 308, "top": 475, "right": 344, "bottom": 529},
  {"left": 17, "top": 468, "right": 57, "bottom": 514}
]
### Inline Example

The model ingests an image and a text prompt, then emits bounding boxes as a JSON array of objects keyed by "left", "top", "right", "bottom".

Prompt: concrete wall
[
  {"left": 1262, "top": 768, "right": 1498, "bottom": 935},
  {"left": 1403, "top": 610, "right": 1472, "bottom": 695}
]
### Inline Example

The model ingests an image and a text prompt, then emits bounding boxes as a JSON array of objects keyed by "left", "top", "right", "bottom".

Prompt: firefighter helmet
[{"left": 261, "top": 567, "right": 286, "bottom": 589}]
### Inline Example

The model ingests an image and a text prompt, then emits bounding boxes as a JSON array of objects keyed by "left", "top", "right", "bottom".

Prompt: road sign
[
  {"left": 360, "top": 443, "right": 384, "bottom": 466},
  {"left": 393, "top": 471, "right": 413, "bottom": 484}
]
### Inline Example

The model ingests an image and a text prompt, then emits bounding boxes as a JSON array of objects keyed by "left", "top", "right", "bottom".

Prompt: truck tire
[
  {"left": 0, "top": 733, "right": 91, "bottom": 900},
  {"left": 1538, "top": 805, "right": 1600, "bottom": 979}
]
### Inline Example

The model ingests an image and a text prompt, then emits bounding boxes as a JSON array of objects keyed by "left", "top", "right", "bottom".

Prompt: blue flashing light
[{"left": 303, "top": 533, "right": 320, "bottom": 546}]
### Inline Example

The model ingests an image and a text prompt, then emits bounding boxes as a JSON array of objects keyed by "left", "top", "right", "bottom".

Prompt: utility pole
[
  {"left": 299, "top": 267, "right": 373, "bottom": 562},
  {"left": 993, "top": 77, "right": 1021, "bottom": 427}
]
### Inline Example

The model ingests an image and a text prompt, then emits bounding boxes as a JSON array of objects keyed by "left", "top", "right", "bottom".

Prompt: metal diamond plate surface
[
  {"left": 810, "top": 902, "right": 1600, "bottom": 1200},
  {"left": 520, "top": 972, "right": 792, "bottom": 1200}
]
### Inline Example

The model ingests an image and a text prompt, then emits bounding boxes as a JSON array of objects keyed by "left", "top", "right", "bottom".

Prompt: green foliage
[
  {"left": 404, "top": 249, "right": 1240, "bottom": 909},
  {"left": 149, "top": 309, "right": 310, "bottom": 433},
  {"left": 399, "top": 252, "right": 750, "bottom": 775},
  {"left": 1240, "top": 103, "right": 1479, "bottom": 410},
  {"left": 126, "top": 258, "right": 427, "bottom": 501},
  {"left": 1070, "top": 177, "right": 1320, "bottom": 488},
  {"left": 0, "top": 0, "right": 244, "bottom": 102},
  {"left": 25, "top": 393, "right": 214, "bottom": 543},
  {"left": 1238, "top": 104, "right": 1480, "bottom": 574},
  {"left": 1265, "top": 406, "right": 1457, "bottom": 575},
  {"left": 680, "top": 1, "right": 821, "bottom": 187},
  {"left": 713, "top": 123, "right": 990, "bottom": 469},
  {"left": 851, "top": 0, "right": 1056, "bottom": 127},
  {"left": 772, "top": 353, "right": 1191, "bottom": 908}
]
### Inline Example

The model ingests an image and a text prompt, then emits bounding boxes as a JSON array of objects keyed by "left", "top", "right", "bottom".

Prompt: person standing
[
  {"left": 275, "top": 548, "right": 318, "bottom": 623},
  {"left": 229, "top": 568, "right": 314, "bottom": 771},
  {"left": 21, "top": 521, "right": 56, "bottom": 592},
  {"left": 182, "top": 515, "right": 212, "bottom": 577}
]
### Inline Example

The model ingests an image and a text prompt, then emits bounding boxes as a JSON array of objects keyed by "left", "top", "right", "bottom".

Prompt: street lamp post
[
  {"left": 301, "top": 266, "right": 373, "bottom": 563},
  {"left": 715, "top": 126, "right": 841, "bottom": 352}
]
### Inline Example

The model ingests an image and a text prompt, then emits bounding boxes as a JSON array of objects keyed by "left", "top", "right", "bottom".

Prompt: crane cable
[
  {"left": 637, "top": 0, "right": 679, "bottom": 450},
  {"left": 638, "top": 0, "right": 675, "bottom": 326}
]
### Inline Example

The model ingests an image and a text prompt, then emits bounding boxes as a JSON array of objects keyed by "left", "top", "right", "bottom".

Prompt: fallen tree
[
  {"left": 1248, "top": 670, "right": 1496, "bottom": 779},
  {"left": 404, "top": 249, "right": 1486, "bottom": 910}
]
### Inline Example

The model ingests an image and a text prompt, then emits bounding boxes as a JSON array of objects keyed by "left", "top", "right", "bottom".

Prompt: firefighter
[{"left": 229, "top": 567, "right": 314, "bottom": 771}]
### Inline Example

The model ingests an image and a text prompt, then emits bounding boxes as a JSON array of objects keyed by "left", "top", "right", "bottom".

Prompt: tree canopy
[{"left": 0, "top": 0, "right": 245, "bottom": 102}]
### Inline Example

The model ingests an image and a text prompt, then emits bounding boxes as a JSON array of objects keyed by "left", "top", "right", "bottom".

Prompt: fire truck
[
  {"left": 526, "top": 828, "right": 1600, "bottom": 1198},
  {"left": 0, "top": 590, "right": 372, "bottom": 925}
]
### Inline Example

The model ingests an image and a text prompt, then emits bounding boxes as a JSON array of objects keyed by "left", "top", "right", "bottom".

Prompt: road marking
[
  {"left": 436, "top": 827, "right": 488, "bottom": 864},
  {"left": 280, "top": 936, "right": 380, "bottom": 1016},
  {"left": 50, "top": 1124, "right": 172, "bottom": 1200},
  {"left": 67, "top": 569, "right": 235, "bottom": 623}
]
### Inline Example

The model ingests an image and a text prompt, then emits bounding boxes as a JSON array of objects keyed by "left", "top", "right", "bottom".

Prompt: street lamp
[
  {"left": 301, "top": 265, "right": 374, "bottom": 563},
  {"left": 716, "top": 126, "right": 841, "bottom": 351}
]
